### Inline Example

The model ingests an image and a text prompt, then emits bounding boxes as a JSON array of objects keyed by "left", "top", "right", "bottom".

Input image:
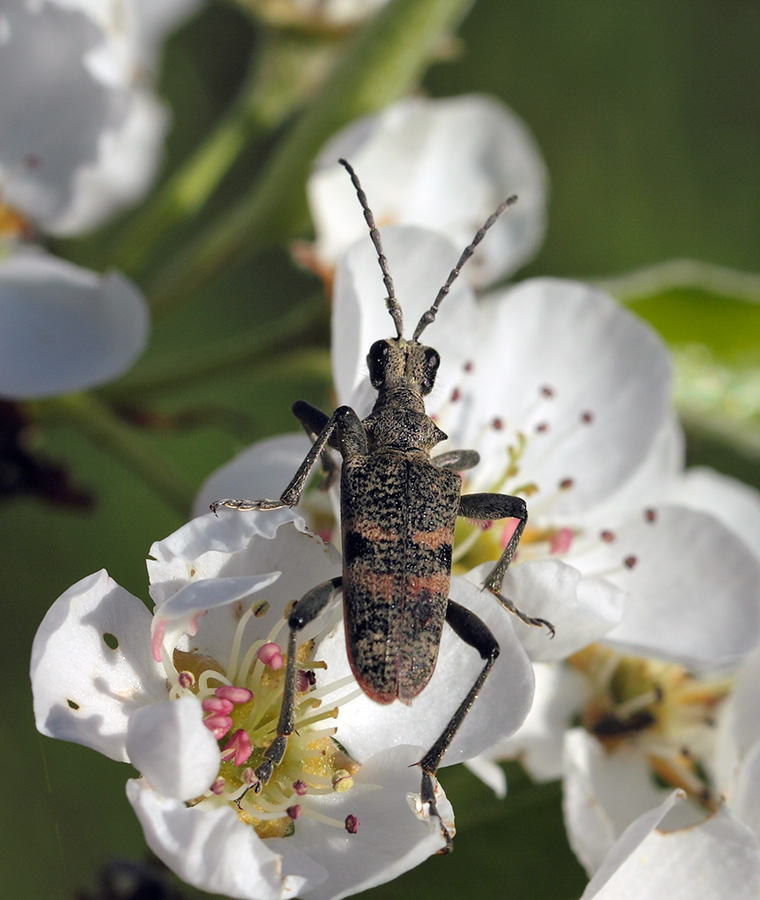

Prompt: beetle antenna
[
  {"left": 412, "top": 195, "right": 518, "bottom": 341},
  {"left": 339, "top": 158, "right": 404, "bottom": 339}
]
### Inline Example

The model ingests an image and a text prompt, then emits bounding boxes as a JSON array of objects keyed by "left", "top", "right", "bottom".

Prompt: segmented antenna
[
  {"left": 412, "top": 195, "right": 518, "bottom": 341},
  {"left": 339, "top": 158, "right": 404, "bottom": 339}
]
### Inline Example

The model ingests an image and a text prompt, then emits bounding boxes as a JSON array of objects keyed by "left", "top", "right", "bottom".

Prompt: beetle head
[{"left": 367, "top": 337, "right": 440, "bottom": 397}]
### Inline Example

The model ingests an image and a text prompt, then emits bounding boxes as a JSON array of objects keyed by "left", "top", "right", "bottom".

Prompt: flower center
[
  {"left": 570, "top": 644, "right": 733, "bottom": 809},
  {"left": 164, "top": 599, "right": 362, "bottom": 838}
]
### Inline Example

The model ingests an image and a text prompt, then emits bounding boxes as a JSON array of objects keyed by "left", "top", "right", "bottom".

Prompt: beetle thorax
[{"left": 364, "top": 336, "right": 446, "bottom": 453}]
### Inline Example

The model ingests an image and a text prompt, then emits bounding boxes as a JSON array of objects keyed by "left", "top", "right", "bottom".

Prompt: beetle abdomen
[{"left": 341, "top": 453, "right": 460, "bottom": 704}]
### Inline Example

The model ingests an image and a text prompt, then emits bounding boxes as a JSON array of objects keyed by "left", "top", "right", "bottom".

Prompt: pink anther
[
  {"left": 258, "top": 642, "right": 284, "bottom": 670},
  {"left": 202, "top": 696, "right": 234, "bottom": 715},
  {"left": 222, "top": 729, "right": 253, "bottom": 767},
  {"left": 203, "top": 714, "right": 233, "bottom": 740},
  {"left": 215, "top": 685, "right": 253, "bottom": 704},
  {"left": 344, "top": 814, "right": 360, "bottom": 834},
  {"left": 211, "top": 777, "right": 226, "bottom": 795},
  {"left": 550, "top": 528, "right": 573, "bottom": 555}
]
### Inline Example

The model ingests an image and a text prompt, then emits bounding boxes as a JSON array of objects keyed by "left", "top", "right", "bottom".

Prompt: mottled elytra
[{"left": 211, "top": 159, "right": 554, "bottom": 851}]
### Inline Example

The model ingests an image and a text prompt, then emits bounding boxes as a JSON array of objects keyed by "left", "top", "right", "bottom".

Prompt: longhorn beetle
[{"left": 212, "top": 159, "right": 554, "bottom": 850}]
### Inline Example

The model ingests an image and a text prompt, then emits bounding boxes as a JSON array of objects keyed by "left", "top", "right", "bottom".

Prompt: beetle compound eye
[
  {"left": 421, "top": 348, "right": 441, "bottom": 394},
  {"left": 425, "top": 349, "right": 440, "bottom": 371},
  {"left": 367, "top": 340, "right": 391, "bottom": 388}
]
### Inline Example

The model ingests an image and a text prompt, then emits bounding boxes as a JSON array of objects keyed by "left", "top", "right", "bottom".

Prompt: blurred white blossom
[
  {"left": 0, "top": 0, "right": 199, "bottom": 236},
  {"left": 0, "top": 247, "right": 148, "bottom": 399},
  {"left": 306, "top": 94, "right": 548, "bottom": 288}
]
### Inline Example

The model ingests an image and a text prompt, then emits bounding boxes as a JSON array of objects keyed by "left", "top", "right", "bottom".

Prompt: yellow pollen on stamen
[
  {"left": 568, "top": 644, "right": 733, "bottom": 808},
  {"left": 170, "top": 612, "right": 362, "bottom": 840}
]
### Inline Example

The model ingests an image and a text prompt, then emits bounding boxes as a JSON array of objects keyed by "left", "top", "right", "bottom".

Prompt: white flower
[
  {"left": 579, "top": 790, "right": 760, "bottom": 900},
  {"left": 200, "top": 226, "right": 760, "bottom": 849},
  {"left": 0, "top": 247, "right": 148, "bottom": 399},
  {"left": 0, "top": 0, "right": 197, "bottom": 236},
  {"left": 306, "top": 94, "right": 548, "bottom": 288},
  {"left": 32, "top": 507, "right": 534, "bottom": 899}
]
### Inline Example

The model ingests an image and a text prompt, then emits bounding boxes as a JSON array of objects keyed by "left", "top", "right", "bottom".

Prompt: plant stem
[
  {"left": 147, "top": 0, "right": 474, "bottom": 316},
  {"left": 111, "top": 30, "right": 350, "bottom": 277},
  {"left": 103, "top": 296, "right": 325, "bottom": 399}
]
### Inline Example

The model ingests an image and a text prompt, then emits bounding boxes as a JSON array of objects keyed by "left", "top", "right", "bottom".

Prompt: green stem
[
  {"left": 37, "top": 394, "right": 195, "bottom": 516},
  {"left": 147, "top": 0, "right": 474, "bottom": 316},
  {"left": 111, "top": 30, "right": 346, "bottom": 277},
  {"left": 103, "top": 296, "right": 325, "bottom": 399}
]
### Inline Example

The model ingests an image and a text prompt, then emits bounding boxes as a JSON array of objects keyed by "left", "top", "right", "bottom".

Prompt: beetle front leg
[
  {"left": 292, "top": 400, "right": 340, "bottom": 490},
  {"left": 432, "top": 448, "right": 480, "bottom": 472},
  {"left": 252, "top": 576, "right": 343, "bottom": 788},
  {"left": 211, "top": 406, "right": 364, "bottom": 514},
  {"left": 459, "top": 493, "right": 554, "bottom": 635},
  {"left": 418, "top": 599, "right": 500, "bottom": 853}
]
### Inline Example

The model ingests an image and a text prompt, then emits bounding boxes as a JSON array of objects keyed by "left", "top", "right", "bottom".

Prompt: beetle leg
[
  {"left": 458, "top": 493, "right": 554, "bottom": 635},
  {"left": 253, "top": 576, "right": 343, "bottom": 788},
  {"left": 431, "top": 448, "right": 480, "bottom": 471},
  {"left": 211, "top": 406, "right": 364, "bottom": 513},
  {"left": 418, "top": 599, "right": 500, "bottom": 853},
  {"left": 292, "top": 400, "right": 341, "bottom": 489}
]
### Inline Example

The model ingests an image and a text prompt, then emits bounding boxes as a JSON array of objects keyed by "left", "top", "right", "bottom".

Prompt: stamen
[
  {"left": 258, "top": 642, "right": 284, "bottom": 670},
  {"left": 202, "top": 696, "right": 234, "bottom": 715},
  {"left": 222, "top": 729, "right": 253, "bottom": 766},
  {"left": 204, "top": 715, "right": 233, "bottom": 740},
  {"left": 549, "top": 528, "right": 574, "bottom": 555},
  {"left": 216, "top": 685, "right": 253, "bottom": 704}
]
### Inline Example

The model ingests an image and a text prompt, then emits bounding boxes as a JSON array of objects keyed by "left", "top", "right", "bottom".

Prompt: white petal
[
  {"left": 310, "top": 94, "right": 548, "bottom": 286},
  {"left": 50, "top": 87, "right": 168, "bottom": 235},
  {"left": 563, "top": 729, "right": 672, "bottom": 875},
  {"left": 463, "top": 757, "right": 507, "bottom": 798},
  {"left": 148, "top": 510, "right": 341, "bottom": 666},
  {"left": 31, "top": 570, "right": 165, "bottom": 761},
  {"left": 597, "top": 506, "right": 760, "bottom": 668},
  {"left": 580, "top": 790, "right": 683, "bottom": 898},
  {"left": 0, "top": 1, "right": 113, "bottom": 228},
  {"left": 732, "top": 738, "right": 760, "bottom": 840},
  {"left": 582, "top": 800, "right": 760, "bottom": 900},
  {"left": 468, "top": 559, "right": 627, "bottom": 662},
  {"left": 331, "top": 226, "right": 478, "bottom": 404},
  {"left": 127, "top": 779, "right": 319, "bottom": 900},
  {"left": 148, "top": 506, "right": 325, "bottom": 601},
  {"left": 126, "top": 697, "right": 219, "bottom": 800},
  {"left": 193, "top": 434, "right": 313, "bottom": 519},
  {"left": 319, "top": 577, "right": 535, "bottom": 766},
  {"left": 295, "top": 745, "right": 453, "bottom": 899},
  {"left": 472, "top": 661, "right": 588, "bottom": 783},
  {"left": 0, "top": 249, "right": 148, "bottom": 399},
  {"left": 587, "top": 415, "right": 685, "bottom": 522},
  {"left": 671, "top": 467, "right": 760, "bottom": 562},
  {"left": 448, "top": 279, "right": 672, "bottom": 513}
]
